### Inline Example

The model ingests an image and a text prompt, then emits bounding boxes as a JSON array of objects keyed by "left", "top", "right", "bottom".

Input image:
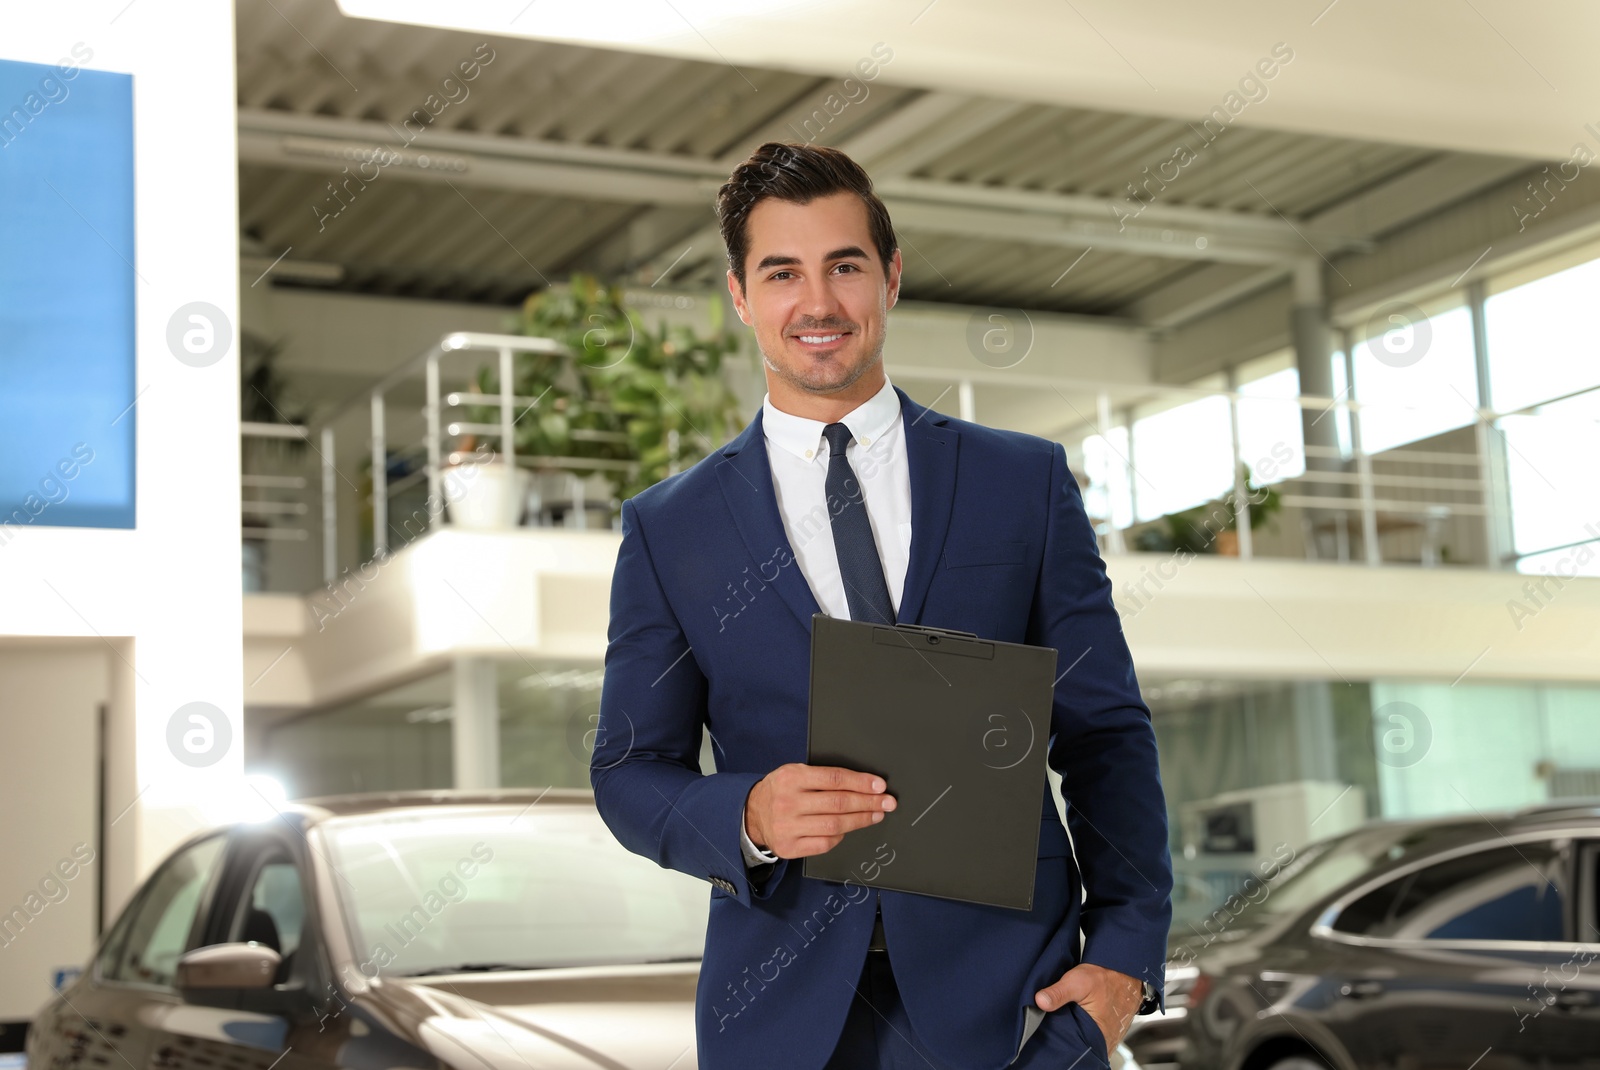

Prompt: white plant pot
[{"left": 442, "top": 460, "right": 531, "bottom": 530}]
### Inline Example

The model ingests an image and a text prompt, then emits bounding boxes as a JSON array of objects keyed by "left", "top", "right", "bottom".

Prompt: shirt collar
[{"left": 762, "top": 374, "right": 901, "bottom": 463}]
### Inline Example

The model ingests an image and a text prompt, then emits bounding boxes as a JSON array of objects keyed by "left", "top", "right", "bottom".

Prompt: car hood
[{"left": 368, "top": 964, "right": 700, "bottom": 1070}]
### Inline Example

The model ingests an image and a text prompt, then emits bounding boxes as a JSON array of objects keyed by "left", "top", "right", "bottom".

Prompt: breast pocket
[{"left": 942, "top": 539, "right": 1027, "bottom": 568}]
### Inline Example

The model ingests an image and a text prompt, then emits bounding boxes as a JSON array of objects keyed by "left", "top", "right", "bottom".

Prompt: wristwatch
[{"left": 1138, "top": 980, "right": 1159, "bottom": 1015}]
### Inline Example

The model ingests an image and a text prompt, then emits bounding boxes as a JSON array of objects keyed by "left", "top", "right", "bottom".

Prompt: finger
[
  {"left": 787, "top": 810, "right": 886, "bottom": 840},
  {"left": 803, "top": 790, "right": 897, "bottom": 815},
  {"left": 796, "top": 765, "right": 886, "bottom": 794},
  {"left": 787, "top": 835, "right": 847, "bottom": 858},
  {"left": 1035, "top": 971, "right": 1092, "bottom": 1012}
]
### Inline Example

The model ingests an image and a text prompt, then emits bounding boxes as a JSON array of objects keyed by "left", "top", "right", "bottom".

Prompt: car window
[
  {"left": 228, "top": 857, "right": 307, "bottom": 982},
  {"left": 321, "top": 806, "right": 709, "bottom": 977},
  {"left": 1204, "top": 824, "right": 1422, "bottom": 931},
  {"left": 103, "top": 834, "right": 226, "bottom": 986},
  {"left": 1333, "top": 841, "right": 1565, "bottom": 943}
]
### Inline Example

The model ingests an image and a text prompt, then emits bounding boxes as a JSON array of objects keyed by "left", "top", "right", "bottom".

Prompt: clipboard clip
[{"left": 887, "top": 622, "right": 980, "bottom": 642}]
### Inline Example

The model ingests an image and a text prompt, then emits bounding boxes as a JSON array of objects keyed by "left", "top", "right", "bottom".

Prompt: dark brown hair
[{"left": 715, "top": 141, "right": 897, "bottom": 291}]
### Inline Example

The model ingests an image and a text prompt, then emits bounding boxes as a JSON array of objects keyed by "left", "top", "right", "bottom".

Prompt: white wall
[
  {"left": 0, "top": 644, "right": 104, "bottom": 1021},
  {"left": 0, "top": 2, "right": 242, "bottom": 1000},
  {"left": 1115, "top": 553, "right": 1600, "bottom": 683}
]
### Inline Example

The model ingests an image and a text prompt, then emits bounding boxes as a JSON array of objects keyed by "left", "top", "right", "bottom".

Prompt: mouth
[{"left": 789, "top": 330, "right": 852, "bottom": 352}]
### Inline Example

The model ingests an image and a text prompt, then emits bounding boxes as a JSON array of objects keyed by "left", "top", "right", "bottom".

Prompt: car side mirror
[{"left": 176, "top": 943, "right": 281, "bottom": 989}]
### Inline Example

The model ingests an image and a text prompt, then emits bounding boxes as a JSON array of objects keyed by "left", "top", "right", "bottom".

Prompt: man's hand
[
  {"left": 1034, "top": 962, "right": 1143, "bottom": 1050},
  {"left": 745, "top": 763, "right": 896, "bottom": 858}
]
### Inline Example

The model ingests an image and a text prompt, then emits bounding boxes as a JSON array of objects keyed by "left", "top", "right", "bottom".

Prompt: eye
[
  {"left": 833, "top": 263, "right": 859, "bottom": 274},
  {"left": 770, "top": 270, "right": 794, "bottom": 281}
]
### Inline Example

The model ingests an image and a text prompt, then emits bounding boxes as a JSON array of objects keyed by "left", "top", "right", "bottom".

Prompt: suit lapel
[
  {"left": 893, "top": 385, "right": 958, "bottom": 628},
  {"left": 715, "top": 409, "right": 825, "bottom": 631},
  {"left": 714, "top": 383, "right": 959, "bottom": 633}
]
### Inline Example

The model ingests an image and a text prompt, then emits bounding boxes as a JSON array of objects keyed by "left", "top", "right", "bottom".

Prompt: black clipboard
[{"left": 802, "top": 613, "right": 1058, "bottom": 910}]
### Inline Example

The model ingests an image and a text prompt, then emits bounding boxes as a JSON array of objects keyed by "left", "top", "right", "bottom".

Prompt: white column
[{"left": 452, "top": 656, "right": 501, "bottom": 788}]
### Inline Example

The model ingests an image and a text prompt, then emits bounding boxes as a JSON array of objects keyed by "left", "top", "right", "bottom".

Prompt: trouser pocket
[{"left": 1066, "top": 1002, "right": 1109, "bottom": 1066}]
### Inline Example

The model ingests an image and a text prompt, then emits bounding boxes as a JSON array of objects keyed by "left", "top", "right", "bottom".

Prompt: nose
[{"left": 797, "top": 271, "right": 843, "bottom": 324}]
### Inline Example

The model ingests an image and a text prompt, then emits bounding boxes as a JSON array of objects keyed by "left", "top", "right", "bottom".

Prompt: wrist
[{"left": 744, "top": 782, "right": 768, "bottom": 849}]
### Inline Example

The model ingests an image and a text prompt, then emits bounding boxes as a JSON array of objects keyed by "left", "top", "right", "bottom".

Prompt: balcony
[{"left": 238, "top": 330, "right": 1600, "bottom": 717}]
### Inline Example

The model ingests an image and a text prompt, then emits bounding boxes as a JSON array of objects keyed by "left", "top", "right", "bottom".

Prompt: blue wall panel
[{"left": 0, "top": 57, "right": 135, "bottom": 530}]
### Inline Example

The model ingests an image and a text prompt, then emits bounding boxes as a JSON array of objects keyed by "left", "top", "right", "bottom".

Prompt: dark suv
[{"left": 1154, "top": 802, "right": 1600, "bottom": 1070}]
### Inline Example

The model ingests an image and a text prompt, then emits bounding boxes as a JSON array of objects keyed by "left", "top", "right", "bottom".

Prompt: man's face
[{"left": 727, "top": 191, "right": 902, "bottom": 398}]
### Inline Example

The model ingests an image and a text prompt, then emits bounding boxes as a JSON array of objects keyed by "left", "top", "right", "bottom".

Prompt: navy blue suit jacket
[{"left": 592, "top": 384, "right": 1172, "bottom": 1069}]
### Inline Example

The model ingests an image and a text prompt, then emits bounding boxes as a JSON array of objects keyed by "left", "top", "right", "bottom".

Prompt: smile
[{"left": 792, "top": 332, "right": 850, "bottom": 347}]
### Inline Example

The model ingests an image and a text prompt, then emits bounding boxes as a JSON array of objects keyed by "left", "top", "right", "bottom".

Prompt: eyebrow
[{"left": 753, "top": 245, "right": 871, "bottom": 273}]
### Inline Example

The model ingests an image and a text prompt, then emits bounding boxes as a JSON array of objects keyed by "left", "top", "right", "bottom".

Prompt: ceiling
[
  {"left": 238, "top": 0, "right": 1537, "bottom": 319},
  {"left": 334, "top": 0, "right": 1593, "bottom": 159}
]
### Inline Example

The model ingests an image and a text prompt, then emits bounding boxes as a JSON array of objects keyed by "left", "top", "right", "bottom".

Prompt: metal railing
[
  {"left": 881, "top": 363, "right": 1569, "bottom": 569},
  {"left": 241, "top": 421, "right": 314, "bottom": 593},
  {"left": 316, "top": 331, "right": 629, "bottom": 585},
  {"left": 242, "top": 334, "right": 1597, "bottom": 592}
]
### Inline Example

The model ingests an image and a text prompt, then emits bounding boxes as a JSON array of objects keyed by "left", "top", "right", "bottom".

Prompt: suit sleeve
[
  {"left": 1025, "top": 441, "right": 1173, "bottom": 1010},
  {"left": 590, "top": 496, "right": 787, "bottom": 905}
]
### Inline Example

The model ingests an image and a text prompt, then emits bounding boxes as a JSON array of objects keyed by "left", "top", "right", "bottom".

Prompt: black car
[
  {"left": 27, "top": 789, "right": 716, "bottom": 1070},
  {"left": 1141, "top": 802, "right": 1600, "bottom": 1070}
]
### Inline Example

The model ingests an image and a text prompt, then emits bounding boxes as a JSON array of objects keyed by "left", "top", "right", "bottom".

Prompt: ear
[
  {"left": 727, "top": 269, "right": 752, "bottom": 326},
  {"left": 884, "top": 248, "right": 903, "bottom": 311}
]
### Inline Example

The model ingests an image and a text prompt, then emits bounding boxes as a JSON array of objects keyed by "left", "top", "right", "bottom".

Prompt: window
[
  {"left": 1130, "top": 391, "right": 1234, "bottom": 523},
  {"left": 1333, "top": 842, "right": 1565, "bottom": 943},
  {"left": 102, "top": 834, "right": 225, "bottom": 986},
  {"left": 1081, "top": 425, "right": 1132, "bottom": 530},
  {"left": 228, "top": 856, "right": 308, "bottom": 985},
  {"left": 1236, "top": 364, "right": 1307, "bottom": 484},
  {"left": 1498, "top": 388, "right": 1600, "bottom": 570},
  {"left": 1350, "top": 303, "right": 1478, "bottom": 455},
  {"left": 1485, "top": 256, "right": 1600, "bottom": 414},
  {"left": 322, "top": 808, "right": 709, "bottom": 977}
]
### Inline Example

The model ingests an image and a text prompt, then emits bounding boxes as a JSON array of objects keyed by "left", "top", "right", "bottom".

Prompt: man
[{"left": 592, "top": 140, "right": 1171, "bottom": 1070}]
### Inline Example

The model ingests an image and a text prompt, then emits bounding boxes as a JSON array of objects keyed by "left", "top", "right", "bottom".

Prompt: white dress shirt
[{"left": 739, "top": 373, "right": 913, "bottom": 867}]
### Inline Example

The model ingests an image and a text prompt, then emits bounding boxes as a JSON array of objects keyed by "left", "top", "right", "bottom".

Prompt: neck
[{"left": 766, "top": 365, "right": 887, "bottom": 424}]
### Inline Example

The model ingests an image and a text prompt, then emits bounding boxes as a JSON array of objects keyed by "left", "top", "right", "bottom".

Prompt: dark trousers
[{"left": 822, "top": 945, "right": 1111, "bottom": 1069}]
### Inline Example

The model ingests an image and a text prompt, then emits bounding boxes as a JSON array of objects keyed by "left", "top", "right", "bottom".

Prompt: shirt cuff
[{"left": 739, "top": 819, "right": 779, "bottom": 868}]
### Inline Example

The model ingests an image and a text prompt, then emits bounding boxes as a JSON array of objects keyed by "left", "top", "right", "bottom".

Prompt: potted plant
[
  {"left": 462, "top": 274, "right": 746, "bottom": 525},
  {"left": 1133, "top": 463, "right": 1281, "bottom": 556},
  {"left": 1214, "top": 463, "right": 1282, "bottom": 555}
]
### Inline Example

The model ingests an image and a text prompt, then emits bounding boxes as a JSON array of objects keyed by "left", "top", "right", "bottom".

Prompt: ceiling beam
[
  {"left": 1130, "top": 154, "right": 1536, "bottom": 328},
  {"left": 239, "top": 108, "right": 1365, "bottom": 268}
]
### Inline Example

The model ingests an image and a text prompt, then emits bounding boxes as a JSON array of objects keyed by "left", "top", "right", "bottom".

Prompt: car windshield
[
  {"left": 320, "top": 804, "right": 709, "bottom": 977},
  {"left": 1223, "top": 823, "right": 1436, "bottom": 926}
]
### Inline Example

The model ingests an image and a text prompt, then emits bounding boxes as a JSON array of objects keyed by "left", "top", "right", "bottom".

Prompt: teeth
[{"left": 798, "top": 334, "right": 843, "bottom": 343}]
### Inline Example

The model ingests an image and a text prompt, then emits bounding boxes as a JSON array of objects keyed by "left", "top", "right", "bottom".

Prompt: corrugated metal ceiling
[{"left": 235, "top": 0, "right": 1509, "bottom": 315}]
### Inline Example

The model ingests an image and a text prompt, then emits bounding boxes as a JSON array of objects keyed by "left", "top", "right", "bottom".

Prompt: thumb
[{"left": 1035, "top": 965, "right": 1092, "bottom": 1012}]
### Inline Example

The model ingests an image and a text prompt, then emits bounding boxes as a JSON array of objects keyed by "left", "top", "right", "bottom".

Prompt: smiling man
[{"left": 591, "top": 141, "right": 1172, "bottom": 1070}]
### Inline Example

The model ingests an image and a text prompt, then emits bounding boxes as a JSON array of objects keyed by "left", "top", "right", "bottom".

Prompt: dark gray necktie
[{"left": 822, "top": 422, "right": 895, "bottom": 625}]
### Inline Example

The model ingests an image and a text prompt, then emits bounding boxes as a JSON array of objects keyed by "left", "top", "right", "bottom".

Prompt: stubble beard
[{"left": 759, "top": 328, "right": 883, "bottom": 398}]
